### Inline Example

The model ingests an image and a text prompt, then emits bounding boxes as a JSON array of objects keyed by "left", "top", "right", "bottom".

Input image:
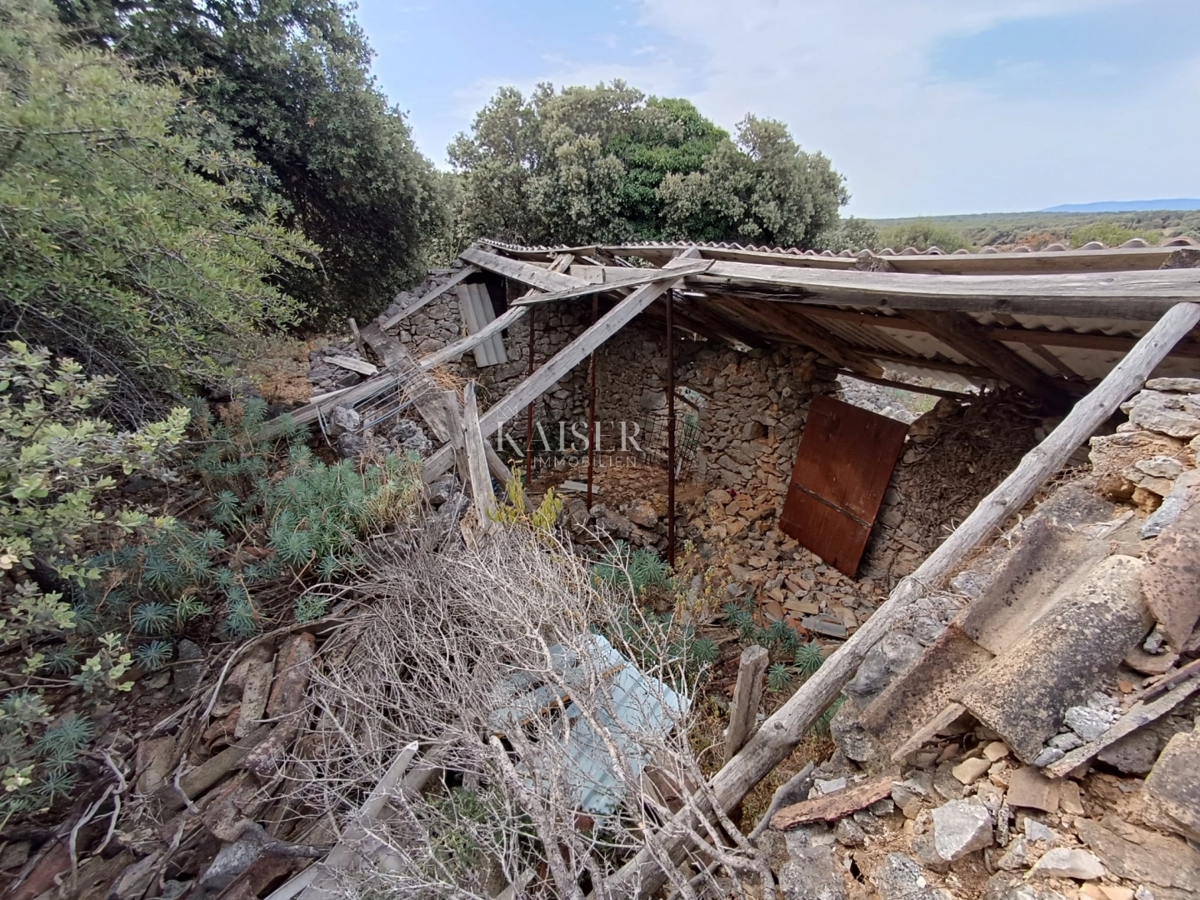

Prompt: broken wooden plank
[
  {"left": 510, "top": 261, "right": 712, "bottom": 306},
  {"left": 323, "top": 355, "right": 377, "bottom": 377},
  {"left": 422, "top": 250, "right": 702, "bottom": 484},
  {"left": 724, "top": 646, "right": 769, "bottom": 764},
  {"left": 462, "top": 382, "right": 497, "bottom": 529},
  {"left": 606, "top": 299, "right": 1200, "bottom": 898},
  {"left": 1045, "top": 677, "right": 1200, "bottom": 777},
  {"left": 770, "top": 774, "right": 897, "bottom": 831},
  {"left": 379, "top": 265, "right": 479, "bottom": 330},
  {"left": 291, "top": 741, "right": 421, "bottom": 900},
  {"left": 459, "top": 245, "right": 589, "bottom": 293}
]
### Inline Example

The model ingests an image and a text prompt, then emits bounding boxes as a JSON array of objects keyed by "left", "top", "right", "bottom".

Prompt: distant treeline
[{"left": 862, "top": 210, "right": 1200, "bottom": 252}]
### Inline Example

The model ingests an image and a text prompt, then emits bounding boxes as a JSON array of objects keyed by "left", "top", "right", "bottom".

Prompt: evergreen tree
[{"left": 449, "top": 81, "right": 847, "bottom": 249}]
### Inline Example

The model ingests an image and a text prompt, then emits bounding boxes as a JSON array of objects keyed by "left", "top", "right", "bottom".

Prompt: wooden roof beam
[
  {"left": 899, "top": 309, "right": 1072, "bottom": 405},
  {"left": 716, "top": 296, "right": 885, "bottom": 378}
]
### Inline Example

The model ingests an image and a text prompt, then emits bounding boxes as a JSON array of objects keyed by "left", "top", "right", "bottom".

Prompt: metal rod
[
  {"left": 525, "top": 306, "right": 535, "bottom": 488},
  {"left": 666, "top": 292, "right": 676, "bottom": 568},
  {"left": 586, "top": 293, "right": 599, "bottom": 511}
]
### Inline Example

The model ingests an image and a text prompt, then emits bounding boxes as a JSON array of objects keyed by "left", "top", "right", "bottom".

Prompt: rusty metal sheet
[{"left": 780, "top": 394, "right": 910, "bottom": 576}]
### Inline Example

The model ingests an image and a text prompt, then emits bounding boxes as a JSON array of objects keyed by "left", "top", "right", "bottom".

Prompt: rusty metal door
[{"left": 780, "top": 394, "right": 910, "bottom": 577}]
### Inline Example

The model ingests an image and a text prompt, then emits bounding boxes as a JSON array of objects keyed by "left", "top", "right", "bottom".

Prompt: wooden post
[
  {"left": 587, "top": 293, "right": 599, "bottom": 511},
  {"left": 462, "top": 382, "right": 497, "bottom": 530},
  {"left": 666, "top": 291, "right": 677, "bottom": 567},
  {"left": 525, "top": 307, "right": 535, "bottom": 488},
  {"left": 347, "top": 317, "right": 365, "bottom": 357},
  {"left": 724, "top": 646, "right": 769, "bottom": 764},
  {"left": 604, "top": 299, "right": 1200, "bottom": 899}
]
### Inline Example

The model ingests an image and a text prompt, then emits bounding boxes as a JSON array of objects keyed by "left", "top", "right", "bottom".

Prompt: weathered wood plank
[
  {"left": 605, "top": 300, "right": 1200, "bottom": 898},
  {"left": 379, "top": 265, "right": 479, "bottom": 330},
  {"left": 459, "top": 245, "right": 589, "bottom": 293},
  {"left": 462, "top": 382, "right": 497, "bottom": 530},
  {"left": 570, "top": 260, "right": 1200, "bottom": 318},
  {"left": 724, "top": 646, "right": 769, "bottom": 764},
  {"left": 422, "top": 250, "right": 702, "bottom": 484},
  {"left": 696, "top": 260, "right": 1200, "bottom": 319},
  {"left": 512, "top": 261, "right": 712, "bottom": 306},
  {"left": 292, "top": 742, "right": 421, "bottom": 900},
  {"left": 323, "top": 355, "right": 377, "bottom": 377}
]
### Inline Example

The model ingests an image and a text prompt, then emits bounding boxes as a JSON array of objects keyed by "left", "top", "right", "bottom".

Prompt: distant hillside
[
  {"left": 1043, "top": 199, "right": 1200, "bottom": 213},
  {"left": 864, "top": 209, "right": 1200, "bottom": 252}
]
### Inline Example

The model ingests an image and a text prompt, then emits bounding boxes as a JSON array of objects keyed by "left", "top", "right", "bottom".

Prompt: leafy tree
[
  {"left": 449, "top": 82, "right": 847, "bottom": 249},
  {"left": 55, "top": 0, "right": 447, "bottom": 325},
  {"left": 657, "top": 115, "right": 847, "bottom": 246},
  {"left": 0, "top": 0, "right": 311, "bottom": 414}
]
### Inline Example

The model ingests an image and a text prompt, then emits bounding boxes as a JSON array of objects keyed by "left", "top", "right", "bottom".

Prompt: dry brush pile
[{"left": 277, "top": 524, "right": 764, "bottom": 900}]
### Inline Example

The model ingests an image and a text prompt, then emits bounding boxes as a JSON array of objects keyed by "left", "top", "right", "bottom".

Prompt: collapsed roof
[{"left": 461, "top": 237, "right": 1200, "bottom": 404}]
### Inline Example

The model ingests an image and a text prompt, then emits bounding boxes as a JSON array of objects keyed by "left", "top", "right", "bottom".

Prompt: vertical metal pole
[
  {"left": 586, "top": 294, "right": 599, "bottom": 511},
  {"left": 666, "top": 292, "right": 676, "bottom": 569},
  {"left": 525, "top": 307, "right": 535, "bottom": 488}
]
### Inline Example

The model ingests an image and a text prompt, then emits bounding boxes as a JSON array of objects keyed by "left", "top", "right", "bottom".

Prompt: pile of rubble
[{"left": 749, "top": 377, "right": 1200, "bottom": 900}]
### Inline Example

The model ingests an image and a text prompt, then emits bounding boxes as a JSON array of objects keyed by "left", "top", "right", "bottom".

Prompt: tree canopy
[
  {"left": 449, "top": 82, "right": 848, "bottom": 249},
  {"left": 0, "top": 0, "right": 310, "bottom": 417},
  {"left": 55, "top": 0, "right": 447, "bottom": 325}
]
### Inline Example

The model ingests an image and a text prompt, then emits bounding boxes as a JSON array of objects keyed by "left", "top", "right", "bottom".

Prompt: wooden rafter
[
  {"left": 899, "top": 309, "right": 1070, "bottom": 403},
  {"left": 379, "top": 265, "right": 479, "bottom": 330},
  {"left": 716, "top": 296, "right": 884, "bottom": 378}
]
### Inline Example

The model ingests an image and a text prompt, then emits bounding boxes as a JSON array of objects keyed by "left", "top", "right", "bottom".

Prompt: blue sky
[{"left": 355, "top": 0, "right": 1200, "bottom": 218}]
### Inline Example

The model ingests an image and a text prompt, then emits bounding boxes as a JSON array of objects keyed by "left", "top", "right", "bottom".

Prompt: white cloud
[{"left": 615, "top": 0, "right": 1200, "bottom": 215}]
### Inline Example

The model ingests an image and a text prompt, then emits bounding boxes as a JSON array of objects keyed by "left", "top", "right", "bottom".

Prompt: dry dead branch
[{"left": 278, "top": 524, "right": 759, "bottom": 898}]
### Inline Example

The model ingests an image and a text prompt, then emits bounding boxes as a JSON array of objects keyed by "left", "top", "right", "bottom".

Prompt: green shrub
[
  {"left": 1070, "top": 222, "right": 1161, "bottom": 248},
  {"left": 592, "top": 541, "right": 673, "bottom": 596},
  {"left": 879, "top": 220, "right": 970, "bottom": 252},
  {"left": 0, "top": 341, "right": 185, "bottom": 821},
  {"left": 721, "top": 596, "right": 826, "bottom": 694},
  {"left": 86, "top": 399, "right": 424, "bottom": 642}
]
